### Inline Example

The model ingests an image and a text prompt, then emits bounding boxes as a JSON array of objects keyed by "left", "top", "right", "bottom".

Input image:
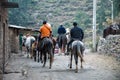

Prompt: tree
[
  {"left": 74, "top": 11, "right": 91, "bottom": 30},
  {"left": 8, "top": 0, "right": 34, "bottom": 27}
]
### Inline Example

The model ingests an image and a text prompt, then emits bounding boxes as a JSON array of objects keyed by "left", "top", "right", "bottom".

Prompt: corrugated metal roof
[
  {"left": 8, "top": 24, "right": 39, "bottom": 32},
  {"left": 9, "top": 25, "right": 26, "bottom": 29}
]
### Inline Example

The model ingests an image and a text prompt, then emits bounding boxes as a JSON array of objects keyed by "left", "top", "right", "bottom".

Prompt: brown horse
[
  {"left": 70, "top": 40, "right": 85, "bottom": 73},
  {"left": 103, "top": 24, "right": 120, "bottom": 38},
  {"left": 37, "top": 37, "right": 54, "bottom": 69},
  {"left": 57, "top": 34, "right": 67, "bottom": 54},
  {"left": 36, "top": 36, "right": 56, "bottom": 63}
]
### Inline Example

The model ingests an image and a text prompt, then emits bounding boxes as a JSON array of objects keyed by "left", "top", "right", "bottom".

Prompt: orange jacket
[{"left": 39, "top": 24, "right": 52, "bottom": 38}]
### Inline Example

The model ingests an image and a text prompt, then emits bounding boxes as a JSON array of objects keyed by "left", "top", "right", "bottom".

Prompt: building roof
[
  {"left": 8, "top": 24, "right": 39, "bottom": 32},
  {"left": 9, "top": 25, "right": 26, "bottom": 29}
]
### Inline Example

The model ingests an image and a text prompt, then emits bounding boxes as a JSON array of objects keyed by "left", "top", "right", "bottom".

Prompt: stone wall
[
  {"left": 97, "top": 35, "right": 120, "bottom": 60},
  {"left": 9, "top": 28, "right": 19, "bottom": 53}
]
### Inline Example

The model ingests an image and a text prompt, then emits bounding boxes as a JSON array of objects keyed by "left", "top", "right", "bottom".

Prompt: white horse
[
  {"left": 25, "top": 35, "right": 35, "bottom": 58},
  {"left": 70, "top": 40, "right": 85, "bottom": 73},
  {"left": 66, "top": 28, "right": 70, "bottom": 43}
]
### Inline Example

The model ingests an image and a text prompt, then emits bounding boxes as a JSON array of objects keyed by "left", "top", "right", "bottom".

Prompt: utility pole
[
  {"left": 109, "top": 0, "right": 113, "bottom": 23},
  {"left": 111, "top": 0, "right": 113, "bottom": 23},
  {"left": 92, "top": 0, "right": 97, "bottom": 52}
]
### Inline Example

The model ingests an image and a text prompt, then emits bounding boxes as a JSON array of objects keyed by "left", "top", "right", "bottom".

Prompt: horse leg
[
  {"left": 37, "top": 51, "right": 40, "bottom": 62},
  {"left": 30, "top": 48, "right": 33, "bottom": 59},
  {"left": 33, "top": 50, "right": 36, "bottom": 62},
  {"left": 74, "top": 53, "right": 78, "bottom": 73},
  {"left": 61, "top": 44, "right": 64, "bottom": 53},
  {"left": 40, "top": 51, "right": 43, "bottom": 63},
  {"left": 79, "top": 52, "right": 83, "bottom": 68},
  {"left": 53, "top": 48, "right": 55, "bottom": 57},
  {"left": 26, "top": 47, "right": 29, "bottom": 58},
  {"left": 78, "top": 50, "right": 84, "bottom": 62},
  {"left": 70, "top": 53, "right": 73, "bottom": 69},
  {"left": 49, "top": 50, "right": 54, "bottom": 69},
  {"left": 43, "top": 52, "right": 46, "bottom": 67},
  {"left": 80, "top": 58, "right": 83, "bottom": 68},
  {"left": 62, "top": 44, "right": 65, "bottom": 53},
  {"left": 58, "top": 48, "right": 62, "bottom": 55}
]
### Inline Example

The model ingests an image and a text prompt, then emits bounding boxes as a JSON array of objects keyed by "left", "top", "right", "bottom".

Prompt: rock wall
[{"left": 97, "top": 35, "right": 120, "bottom": 60}]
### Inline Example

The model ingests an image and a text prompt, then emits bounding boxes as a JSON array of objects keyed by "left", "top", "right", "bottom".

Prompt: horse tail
[
  {"left": 76, "top": 42, "right": 84, "bottom": 61},
  {"left": 46, "top": 40, "right": 53, "bottom": 50},
  {"left": 73, "top": 45, "right": 78, "bottom": 56}
]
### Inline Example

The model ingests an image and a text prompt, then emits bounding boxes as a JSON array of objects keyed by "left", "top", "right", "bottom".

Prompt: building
[
  {"left": 0, "top": 0, "right": 18, "bottom": 78},
  {"left": 8, "top": 24, "right": 39, "bottom": 53}
]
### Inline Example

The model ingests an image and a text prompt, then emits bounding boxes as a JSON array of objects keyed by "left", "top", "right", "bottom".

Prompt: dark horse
[
  {"left": 36, "top": 36, "right": 56, "bottom": 63},
  {"left": 57, "top": 34, "right": 67, "bottom": 54},
  {"left": 38, "top": 37, "right": 54, "bottom": 69},
  {"left": 103, "top": 24, "right": 120, "bottom": 38},
  {"left": 70, "top": 40, "right": 85, "bottom": 73}
]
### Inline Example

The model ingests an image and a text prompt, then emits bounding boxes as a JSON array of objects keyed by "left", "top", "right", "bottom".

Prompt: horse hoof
[
  {"left": 34, "top": 59, "right": 36, "bottom": 62},
  {"left": 81, "top": 66, "right": 83, "bottom": 69},
  {"left": 75, "top": 70, "right": 78, "bottom": 73},
  {"left": 41, "top": 61, "right": 43, "bottom": 63},
  {"left": 37, "top": 60, "right": 39, "bottom": 63}
]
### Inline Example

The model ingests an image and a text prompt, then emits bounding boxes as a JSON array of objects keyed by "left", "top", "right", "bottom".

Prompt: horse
[
  {"left": 69, "top": 40, "right": 85, "bottom": 73},
  {"left": 57, "top": 34, "right": 67, "bottom": 54},
  {"left": 36, "top": 36, "right": 56, "bottom": 63},
  {"left": 66, "top": 28, "right": 70, "bottom": 43},
  {"left": 31, "top": 40, "right": 38, "bottom": 61},
  {"left": 38, "top": 37, "right": 54, "bottom": 69},
  {"left": 103, "top": 24, "right": 120, "bottom": 38},
  {"left": 25, "top": 35, "right": 36, "bottom": 58}
]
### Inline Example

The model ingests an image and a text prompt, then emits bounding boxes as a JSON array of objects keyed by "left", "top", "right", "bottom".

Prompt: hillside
[
  {"left": 9, "top": 0, "right": 120, "bottom": 48},
  {"left": 29, "top": 0, "right": 93, "bottom": 28},
  {"left": 9, "top": 0, "right": 93, "bottom": 29},
  {"left": 8, "top": 0, "right": 97, "bottom": 49}
]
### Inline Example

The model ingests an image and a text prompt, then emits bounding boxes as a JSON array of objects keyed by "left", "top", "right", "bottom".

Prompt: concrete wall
[{"left": 9, "top": 28, "right": 19, "bottom": 53}]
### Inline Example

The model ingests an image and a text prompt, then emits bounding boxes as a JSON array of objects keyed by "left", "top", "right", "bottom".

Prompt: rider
[
  {"left": 57, "top": 25, "right": 66, "bottom": 42},
  {"left": 57, "top": 25, "right": 66, "bottom": 35},
  {"left": 39, "top": 21, "right": 52, "bottom": 49},
  {"left": 57, "top": 25, "right": 66, "bottom": 54},
  {"left": 67, "top": 22, "right": 84, "bottom": 53},
  {"left": 39, "top": 21, "right": 52, "bottom": 39}
]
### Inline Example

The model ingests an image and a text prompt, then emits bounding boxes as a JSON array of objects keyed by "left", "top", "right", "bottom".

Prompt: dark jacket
[
  {"left": 57, "top": 25, "right": 66, "bottom": 34},
  {"left": 70, "top": 26, "right": 84, "bottom": 41}
]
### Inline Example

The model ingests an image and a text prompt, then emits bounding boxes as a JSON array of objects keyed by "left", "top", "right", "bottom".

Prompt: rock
[{"left": 97, "top": 35, "right": 120, "bottom": 60}]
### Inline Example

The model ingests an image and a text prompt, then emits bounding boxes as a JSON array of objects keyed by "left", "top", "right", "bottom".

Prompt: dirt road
[{"left": 3, "top": 50, "right": 120, "bottom": 80}]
